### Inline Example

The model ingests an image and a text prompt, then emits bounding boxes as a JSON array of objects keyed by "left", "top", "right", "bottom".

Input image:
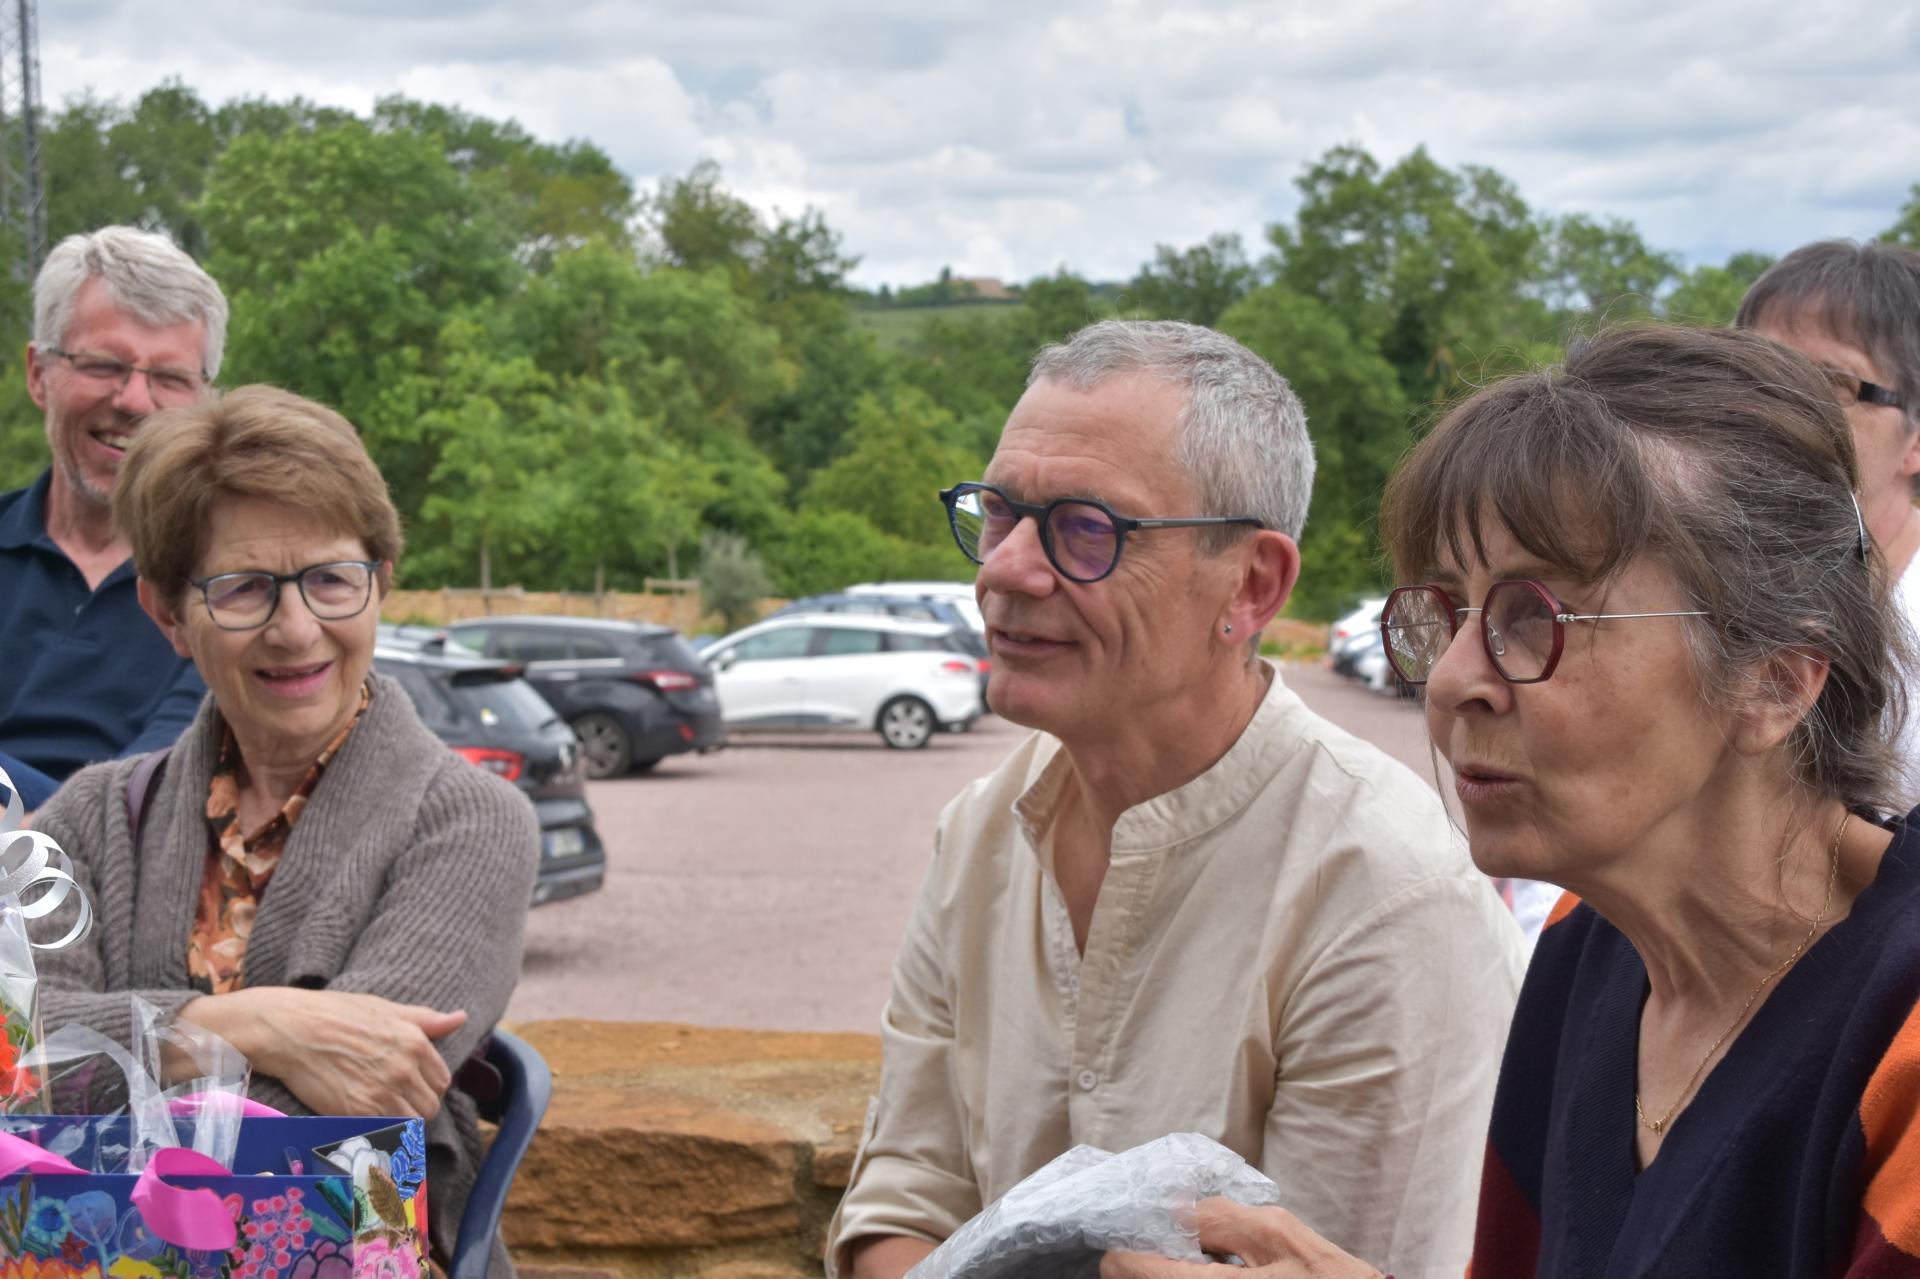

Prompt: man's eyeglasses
[
  {"left": 1381, "top": 579, "right": 1707, "bottom": 686},
  {"left": 939, "top": 481, "right": 1264, "bottom": 584},
  {"left": 188, "top": 561, "right": 381, "bottom": 631},
  {"left": 44, "top": 347, "right": 207, "bottom": 402},
  {"left": 1822, "top": 367, "right": 1904, "bottom": 411}
]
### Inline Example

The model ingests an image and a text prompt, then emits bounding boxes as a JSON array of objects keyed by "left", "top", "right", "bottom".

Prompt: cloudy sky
[{"left": 42, "top": 0, "right": 1920, "bottom": 288}]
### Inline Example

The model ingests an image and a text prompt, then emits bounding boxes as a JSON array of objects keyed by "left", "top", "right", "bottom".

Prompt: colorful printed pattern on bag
[{"left": 0, "top": 1117, "right": 427, "bottom": 1279}]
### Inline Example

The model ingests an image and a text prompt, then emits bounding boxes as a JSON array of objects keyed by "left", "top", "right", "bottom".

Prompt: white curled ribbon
[{"left": 0, "top": 764, "right": 93, "bottom": 951}]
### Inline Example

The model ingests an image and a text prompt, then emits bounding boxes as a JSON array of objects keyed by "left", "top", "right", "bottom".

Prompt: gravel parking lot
[{"left": 505, "top": 663, "right": 1441, "bottom": 1032}]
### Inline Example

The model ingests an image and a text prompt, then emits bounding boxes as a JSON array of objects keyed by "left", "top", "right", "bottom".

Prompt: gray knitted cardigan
[{"left": 33, "top": 673, "right": 540, "bottom": 1277}]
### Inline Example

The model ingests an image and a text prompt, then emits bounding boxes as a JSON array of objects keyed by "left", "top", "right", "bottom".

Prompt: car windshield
[{"left": 447, "top": 676, "right": 559, "bottom": 729}]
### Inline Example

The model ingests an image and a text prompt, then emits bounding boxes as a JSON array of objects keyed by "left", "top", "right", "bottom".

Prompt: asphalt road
[{"left": 504, "top": 663, "right": 1442, "bottom": 1032}]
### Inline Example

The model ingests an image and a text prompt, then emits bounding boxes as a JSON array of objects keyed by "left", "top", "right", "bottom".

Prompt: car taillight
[
  {"left": 454, "top": 747, "right": 524, "bottom": 782},
  {"left": 633, "top": 669, "right": 699, "bottom": 691},
  {"left": 938, "top": 659, "right": 975, "bottom": 676},
  {"left": 976, "top": 659, "right": 990, "bottom": 672}
]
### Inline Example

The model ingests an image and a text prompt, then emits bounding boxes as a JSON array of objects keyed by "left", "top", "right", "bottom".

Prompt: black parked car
[
  {"left": 373, "top": 644, "right": 607, "bottom": 906},
  {"left": 443, "top": 616, "right": 724, "bottom": 778}
]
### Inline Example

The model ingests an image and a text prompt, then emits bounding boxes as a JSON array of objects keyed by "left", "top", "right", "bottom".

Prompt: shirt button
[{"left": 1077, "top": 1069, "right": 1098, "bottom": 1091}]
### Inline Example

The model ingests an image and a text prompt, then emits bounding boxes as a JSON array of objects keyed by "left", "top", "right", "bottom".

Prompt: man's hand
[
  {"left": 180, "top": 988, "right": 468, "bottom": 1119},
  {"left": 850, "top": 1234, "right": 939, "bottom": 1279},
  {"left": 1101, "top": 1200, "right": 1384, "bottom": 1279}
]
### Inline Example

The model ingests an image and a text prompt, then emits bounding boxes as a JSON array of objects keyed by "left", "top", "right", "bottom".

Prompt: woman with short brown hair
[{"left": 34, "top": 385, "right": 538, "bottom": 1277}]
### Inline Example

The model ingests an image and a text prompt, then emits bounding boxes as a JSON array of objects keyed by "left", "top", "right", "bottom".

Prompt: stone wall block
[{"left": 500, "top": 1022, "right": 882, "bottom": 1274}]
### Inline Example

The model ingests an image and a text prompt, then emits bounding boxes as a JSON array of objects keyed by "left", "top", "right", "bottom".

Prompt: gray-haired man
[
  {"left": 828, "top": 321, "right": 1525, "bottom": 1279},
  {"left": 0, "top": 226, "right": 228, "bottom": 807}
]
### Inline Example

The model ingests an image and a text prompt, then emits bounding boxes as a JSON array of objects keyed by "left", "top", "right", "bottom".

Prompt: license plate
[{"left": 544, "top": 827, "right": 587, "bottom": 859}]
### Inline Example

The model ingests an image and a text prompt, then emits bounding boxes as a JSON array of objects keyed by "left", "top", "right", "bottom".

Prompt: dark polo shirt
[{"left": 0, "top": 471, "right": 205, "bottom": 795}]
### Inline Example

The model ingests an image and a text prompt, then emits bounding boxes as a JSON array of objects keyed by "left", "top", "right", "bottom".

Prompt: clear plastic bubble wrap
[{"left": 907, "top": 1133, "right": 1283, "bottom": 1279}]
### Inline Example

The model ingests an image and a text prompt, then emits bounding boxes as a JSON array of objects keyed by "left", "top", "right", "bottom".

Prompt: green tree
[
  {"left": 513, "top": 242, "right": 785, "bottom": 437},
  {"left": 552, "top": 379, "right": 718, "bottom": 590},
  {"left": 411, "top": 320, "right": 565, "bottom": 590},
  {"left": 698, "top": 530, "right": 773, "bottom": 632},
  {"left": 693, "top": 428, "right": 792, "bottom": 546},
  {"left": 756, "top": 208, "right": 860, "bottom": 305},
  {"left": 42, "top": 94, "right": 142, "bottom": 241},
  {"left": 1887, "top": 185, "right": 1920, "bottom": 250},
  {"left": 762, "top": 509, "right": 959, "bottom": 597},
  {"left": 752, "top": 300, "right": 898, "bottom": 484},
  {"left": 372, "top": 96, "right": 637, "bottom": 265},
  {"left": 210, "top": 95, "right": 357, "bottom": 143},
  {"left": 805, "top": 388, "right": 980, "bottom": 544},
  {"left": 200, "top": 117, "right": 520, "bottom": 442},
  {"left": 1219, "top": 285, "right": 1414, "bottom": 615},
  {"left": 1018, "top": 271, "right": 1098, "bottom": 347},
  {"left": 896, "top": 308, "right": 1030, "bottom": 434},
  {"left": 646, "top": 160, "right": 763, "bottom": 278},
  {"left": 1542, "top": 214, "right": 1680, "bottom": 320},
  {"left": 1126, "top": 233, "right": 1258, "bottom": 325},
  {"left": 1270, "top": 145, "right": 1547, "bottom": 402},
  {"left": 0, "top": 382, "right": 42, "bottom": 491},
  {"left": 1662, "top": 251, "right": 1776, "bottom": 326}
]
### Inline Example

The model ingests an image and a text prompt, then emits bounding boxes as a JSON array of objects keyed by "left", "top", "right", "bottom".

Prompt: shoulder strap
[{"left": 124, "top": 747, "right": 171, "bottom": 855}]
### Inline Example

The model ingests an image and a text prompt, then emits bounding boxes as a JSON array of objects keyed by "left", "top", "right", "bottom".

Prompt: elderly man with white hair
[
  {"left": 827, "top": 320, "right": 1526, "bottom": 1279},
  {"left": 0, "top": 227, "right": 227, "bottom": 809}
]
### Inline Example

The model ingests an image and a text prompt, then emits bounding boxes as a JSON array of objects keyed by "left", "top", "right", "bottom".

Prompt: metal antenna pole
[{"left": 0, "top": 0, "right": 45, "bottom": 281}]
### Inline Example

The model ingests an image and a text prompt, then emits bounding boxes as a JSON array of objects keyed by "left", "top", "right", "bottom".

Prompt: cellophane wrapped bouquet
[{"left": 0, "top": 763, "right": 93, "bottom": 1113}]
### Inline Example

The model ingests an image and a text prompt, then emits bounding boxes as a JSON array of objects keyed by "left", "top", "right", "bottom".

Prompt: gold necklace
[{"left": 1633, "top": 813, "right": 1848, "bottom": 1136}]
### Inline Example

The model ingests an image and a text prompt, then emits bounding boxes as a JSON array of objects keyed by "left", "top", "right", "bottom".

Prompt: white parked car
[
  {"left": 845, "top": 580, "right": 985, "bottom": 634},
  {"left": 1327, "top": 595, "right": 1387, "bottom": 677},
  {"left": 1350, "top": 630, "right": 1394, "bottom": 693},
  {"left": 703, "top": 614, "right": 986, "bottom": 749}
]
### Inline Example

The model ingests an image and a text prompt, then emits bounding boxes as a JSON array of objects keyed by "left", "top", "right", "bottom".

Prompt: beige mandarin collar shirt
[{"left": 828, "top": 666, "right": 1527, "bottom": 1279}]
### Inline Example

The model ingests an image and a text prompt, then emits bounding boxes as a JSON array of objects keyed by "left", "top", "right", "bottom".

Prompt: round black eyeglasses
[
  {"left": 188, "top": 561, "right": 381, "bottom": 631},
  {"left": 939, "top": 482, "right": 1264, "bottom": 584},
  {"left": 1381, "top": 579, "right": 1707, "bottom": 685}
]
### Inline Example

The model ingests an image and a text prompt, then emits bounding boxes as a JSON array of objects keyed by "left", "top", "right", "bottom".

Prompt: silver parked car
[{"left": 703, "top": 614, "right": 986, "bottom": 749}]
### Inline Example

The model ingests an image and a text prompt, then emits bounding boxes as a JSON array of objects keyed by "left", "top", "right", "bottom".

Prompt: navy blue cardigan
[{"left": 1471, "top": 812, "right": 1920, "bottom": 1277}]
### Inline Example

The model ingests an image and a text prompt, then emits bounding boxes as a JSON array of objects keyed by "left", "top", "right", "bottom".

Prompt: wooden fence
[{"left": 381, "top": 585, "right": 786, "bottom": 634}]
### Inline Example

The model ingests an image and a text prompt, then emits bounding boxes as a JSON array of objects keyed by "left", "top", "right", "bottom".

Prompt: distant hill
[{"left": 853, "top": 300, "right": 1022, "bottom": 349}]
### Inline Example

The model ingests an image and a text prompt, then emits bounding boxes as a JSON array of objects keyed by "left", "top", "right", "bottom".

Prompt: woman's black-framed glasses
[
  {"left": 1380, "top": 579, "right": 1707, "bottom": 686},
  {"left": 939, "top": 482, "right": 1265, "bottom": 584},
  {"left": 188, "top": 560, "right": 381, "bottom": 631}
]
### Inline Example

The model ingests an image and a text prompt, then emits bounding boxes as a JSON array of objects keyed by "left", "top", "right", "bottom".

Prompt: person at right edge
[
  {"left": 1097, "top": 326, "right": 1920, "bottom": 1278},
  {"left": 1738, "top": 239, "right": 1920, "bottom": 806}
]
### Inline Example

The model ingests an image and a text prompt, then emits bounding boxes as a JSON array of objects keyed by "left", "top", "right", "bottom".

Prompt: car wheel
[
  {"left": 878, "top": 696, "right": 936, "bottom": 750},
  {"left": 571, "top": 712, "right": 633, "bottom": 778}
]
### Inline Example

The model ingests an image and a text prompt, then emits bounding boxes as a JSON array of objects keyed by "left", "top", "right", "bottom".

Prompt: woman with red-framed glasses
[{"left": 1100, "top": 325, "right": 1920, "bottom": 1279}]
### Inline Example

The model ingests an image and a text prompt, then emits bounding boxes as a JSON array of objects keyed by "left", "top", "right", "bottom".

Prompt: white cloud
[{"left": 35, "top": 0, "right": 1920, "bottom": 288}]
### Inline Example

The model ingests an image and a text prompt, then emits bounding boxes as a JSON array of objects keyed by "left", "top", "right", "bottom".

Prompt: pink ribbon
[
  {"left": 0, "top": 1130, "right": 83, "bottom": 1176},
  {"left": 129, "top": 1147, "right": 238, "bottom": 1251},
  {"left": 0, "top": 1131, "right": 238, "bottom": 1252}
]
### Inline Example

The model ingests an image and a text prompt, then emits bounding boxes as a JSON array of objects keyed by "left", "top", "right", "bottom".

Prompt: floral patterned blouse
[{"left": 187, "top": 685, "right": 371, "bottom": 995}]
